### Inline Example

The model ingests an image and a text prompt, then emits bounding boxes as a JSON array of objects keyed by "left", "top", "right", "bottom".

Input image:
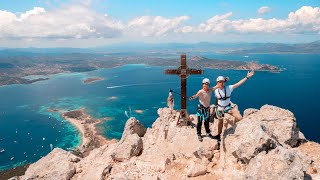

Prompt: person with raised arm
[{"left": 212, "top": 70, "right": 255, "bottom": 141}]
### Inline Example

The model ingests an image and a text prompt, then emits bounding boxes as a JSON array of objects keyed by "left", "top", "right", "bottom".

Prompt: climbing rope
[{"left": 169, "top": 89, "right": 191, "bottom": 99}]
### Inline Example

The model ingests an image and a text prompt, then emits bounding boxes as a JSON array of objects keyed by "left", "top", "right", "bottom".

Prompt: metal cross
[{"left": 164, "top": 54, "right": 203, "bottom": 125}]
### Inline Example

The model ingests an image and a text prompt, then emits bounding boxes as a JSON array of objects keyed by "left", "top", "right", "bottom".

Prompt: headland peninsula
[{"left": 0, "top": 53, "right": 280, "bottom": 87}]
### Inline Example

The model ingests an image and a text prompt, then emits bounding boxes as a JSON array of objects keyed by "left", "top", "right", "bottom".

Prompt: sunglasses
[
  {"left": 217, "top": 81, "right": 224, "bottom": 83},
  {"left": 202, "top": 83, "right": 210, "bottom": 85}
]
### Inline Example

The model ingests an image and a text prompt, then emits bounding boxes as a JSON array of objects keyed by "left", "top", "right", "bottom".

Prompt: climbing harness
[
  {"left": 215, "top": 86, "right": 234, "bottom": 119},
  {"left": 215, "top": 103, "right": 236, "bottom": 119},
  {"left": 196, "top": 104, "right": 210, "bottom": 122},
  {"left": 217, "top": 86, "right": 230, "bottom": 101}
]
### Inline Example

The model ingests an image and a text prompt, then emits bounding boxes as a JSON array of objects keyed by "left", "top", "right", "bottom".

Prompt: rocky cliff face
[{"left": 17, "top": 105, "right": 319, "bottom": 180}]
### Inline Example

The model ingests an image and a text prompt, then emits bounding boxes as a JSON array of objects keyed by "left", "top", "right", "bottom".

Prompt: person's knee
[{"left": 235, "top": 114, "right": 243, "bottom": 122}]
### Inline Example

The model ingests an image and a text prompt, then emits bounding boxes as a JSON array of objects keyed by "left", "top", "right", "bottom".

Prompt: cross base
[{"left": 177, "top": 109, "right": 190, "bottom": 126}]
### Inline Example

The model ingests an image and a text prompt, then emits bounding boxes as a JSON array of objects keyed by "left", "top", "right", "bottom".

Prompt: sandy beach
[{"left": 60, "top": 108, "right": 116, "bottom": 156}]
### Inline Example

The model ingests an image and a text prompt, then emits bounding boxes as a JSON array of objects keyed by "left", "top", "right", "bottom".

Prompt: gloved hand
[{"left": 189, "top": 96, "right": 195, "bottom": 100}]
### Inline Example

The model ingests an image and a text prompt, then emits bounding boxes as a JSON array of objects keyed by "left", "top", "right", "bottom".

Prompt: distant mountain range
[
  {"left": 224, "top": 40, "right": 320, "bottom": 54},
  {"left": 91, "top": 41, "right": 320, "bottom": 54},
  {"left": 0, "top": 40, "right": 319, "bottom": 54}
]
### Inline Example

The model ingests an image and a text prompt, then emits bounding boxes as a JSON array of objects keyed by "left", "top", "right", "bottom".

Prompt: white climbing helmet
[
  {"left": 202, "top": 78, "right": 210, "bottom": 84},
  {"left": 216, "top": 76, "right": 225, "bottom": 82}
]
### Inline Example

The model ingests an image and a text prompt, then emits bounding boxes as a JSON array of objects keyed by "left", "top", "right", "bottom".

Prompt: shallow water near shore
[{"left": 0, "top": 53, "right": 319, "bottom": 171}]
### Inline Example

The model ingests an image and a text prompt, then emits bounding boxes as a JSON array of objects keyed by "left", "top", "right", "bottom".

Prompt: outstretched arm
[
  {"left": 189, "top": 90, "right": 201, "bottom": 100},
  {"left": 233, "top": 70, "right": 254, "bottom": 89},
  {"left": 209, "top": 85, "right": 218, "bottom": 91}
]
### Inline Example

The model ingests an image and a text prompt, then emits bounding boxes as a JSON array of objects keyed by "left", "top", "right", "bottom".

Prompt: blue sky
[{"left": 0, "top": 0, "right": 319, "bottom": 47}]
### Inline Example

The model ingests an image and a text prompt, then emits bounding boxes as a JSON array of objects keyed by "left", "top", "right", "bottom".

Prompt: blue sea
[{"left": 0, "top": 53, "right": 319, "bottom": 171}]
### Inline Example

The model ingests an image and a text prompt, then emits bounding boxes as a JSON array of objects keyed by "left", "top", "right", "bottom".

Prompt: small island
[{"left": 83, "top": 77, "right": 104, "bottom": 84}]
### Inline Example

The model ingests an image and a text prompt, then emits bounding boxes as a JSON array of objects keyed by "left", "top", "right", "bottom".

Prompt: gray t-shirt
[{"left": 197, "top": 89, "right": 213, "bottom": 108}]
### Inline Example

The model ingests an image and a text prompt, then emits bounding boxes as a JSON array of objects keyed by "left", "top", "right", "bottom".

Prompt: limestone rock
[
  {"left": 245, "top": 147, "right": 306, "bottom": 180},
  {"left": 257, "top": 105, "right": 306, "bottom": 147},
  {"left": 141, "top": 174, "right": 161, "bottom": 180},
  {"left": 226, "top": 118, "right": 279, "bottom": 164},
  {"left": 111, "top": 134, "right": 143, "bottom": 162},
  {"left": 243, "top": 108, "right": 258, "bottom": 118},
  {"left": 121, "top": 117, "right": 147, "bottom": 142},
  {"left": 298, "top": 141, "right": 320, "bottom": 180},
  {"left": 21, "top": 148, "right": 78, "bottom": 180},
  {"left": 19, "top": 105, "right": 318, "bottom": 180},
  {"left": 74, "top": 144, "right": 116, "bottom": 179},
  {"left": 186, "top": 160, "right": 208, "bottom": 177},
  {"left": 220, "top": 105, "right": 308, "bottom": 174}
]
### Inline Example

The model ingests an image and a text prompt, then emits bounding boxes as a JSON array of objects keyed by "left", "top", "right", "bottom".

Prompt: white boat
[
  {"left": 10, "top": 157, "right": 14, "bottom": 160},
  {"left": 0, "top": 148, "right": 5, "bottom": 153}
]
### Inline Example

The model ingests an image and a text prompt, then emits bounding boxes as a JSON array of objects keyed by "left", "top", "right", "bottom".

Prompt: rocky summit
[{"left": 15, "top": 105, "right": 320, "bottom": 180}]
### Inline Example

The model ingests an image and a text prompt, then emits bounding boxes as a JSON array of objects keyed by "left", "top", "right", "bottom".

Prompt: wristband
[{"left": 246, "top": 76, "right": 249, "bottom": 80}]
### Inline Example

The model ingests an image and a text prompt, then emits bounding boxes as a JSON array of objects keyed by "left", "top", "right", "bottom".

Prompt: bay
[{"left": 0, "top": 53, "right": 319, "bottom": 171}]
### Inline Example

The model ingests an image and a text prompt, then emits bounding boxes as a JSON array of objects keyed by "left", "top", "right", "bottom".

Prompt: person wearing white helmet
[
  {"left": 189, "top": 78, "right": 218, "bottom": 142},
  {"left": 212, "top": 70, "right": 255, "bottom": 141}
]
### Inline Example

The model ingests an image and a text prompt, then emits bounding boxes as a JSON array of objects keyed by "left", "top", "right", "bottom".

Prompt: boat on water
[
  {"left": 10, "top": 157, "right": 14, "bottom": 160},
  {"left": 0, "top": 148, "right": 5, "bottom": 153}
]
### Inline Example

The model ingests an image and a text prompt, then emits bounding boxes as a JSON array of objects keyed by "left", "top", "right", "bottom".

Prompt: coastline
[
  {"left": 0, "top": 108, "right": 117, "bottom": 178},
  {"left": 58, "top": 108, "right": 117, "bottom": 156},
  {"left": 0, "top": 61, "right": 280, "bottom": 87}
]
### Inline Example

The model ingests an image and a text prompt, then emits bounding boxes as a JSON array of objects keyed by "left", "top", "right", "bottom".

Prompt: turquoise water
[{"left": 0, "top": 54, "right": 319, "bottom": 171}]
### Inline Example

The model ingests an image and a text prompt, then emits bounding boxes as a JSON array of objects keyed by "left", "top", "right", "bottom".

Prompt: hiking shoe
[
  {"left": 212, "top": 134, "right": 221, "bottom": 142},
  {"left": 207, "top": 133, "right": 214, "bottom": 139},
  {"left": 197, "top": 135, "right": 203, "bottom": 142}
]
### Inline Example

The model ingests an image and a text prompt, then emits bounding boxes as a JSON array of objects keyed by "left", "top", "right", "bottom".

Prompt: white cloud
[
  {"left": 19, "top": 7, "right": 46, "bottom": 21},
  {"left": 0, "top": 5, "right": 319, "bottom": 45},
  {"left": 0, "top": 5, "right": 123, "bottom": 40},
  {"left": 127, "top": 16, "right": 189, "bottom": 37},
  {"left": 182, "top": 6, "right": 320, "bottom": 34},
  {"left": 258, "top": 6, "right": 271, "bottom": 15}
]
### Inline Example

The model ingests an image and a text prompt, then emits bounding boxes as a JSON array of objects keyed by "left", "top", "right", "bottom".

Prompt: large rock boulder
[
  {"left": 120, "top": 117, "right": 147, "bottom": 142},
  {"left": 245, "top": 147, "right": 306, "bottom": 179},
  {"left": 74, "top": 144, "right": 116, "bottom": 180},
  {"left": 111, "top": 134, "right": 143, "bottom": 162},
  {"left": 220, "top": 105, "right": 309, "bottom": 176},
  {"left": 246, "top": 105, "right": 306, "bottom": 147},
  {"left": 21, "top": 148, "right": 78, "bottom": 180}
]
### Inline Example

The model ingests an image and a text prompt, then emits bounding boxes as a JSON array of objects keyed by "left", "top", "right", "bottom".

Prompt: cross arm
[
  {"left": 164, "top": 69, "right": 180, "bottom": 75},
  {"left": 188, "top": 69, "right": 203, "bottom": 75}
]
